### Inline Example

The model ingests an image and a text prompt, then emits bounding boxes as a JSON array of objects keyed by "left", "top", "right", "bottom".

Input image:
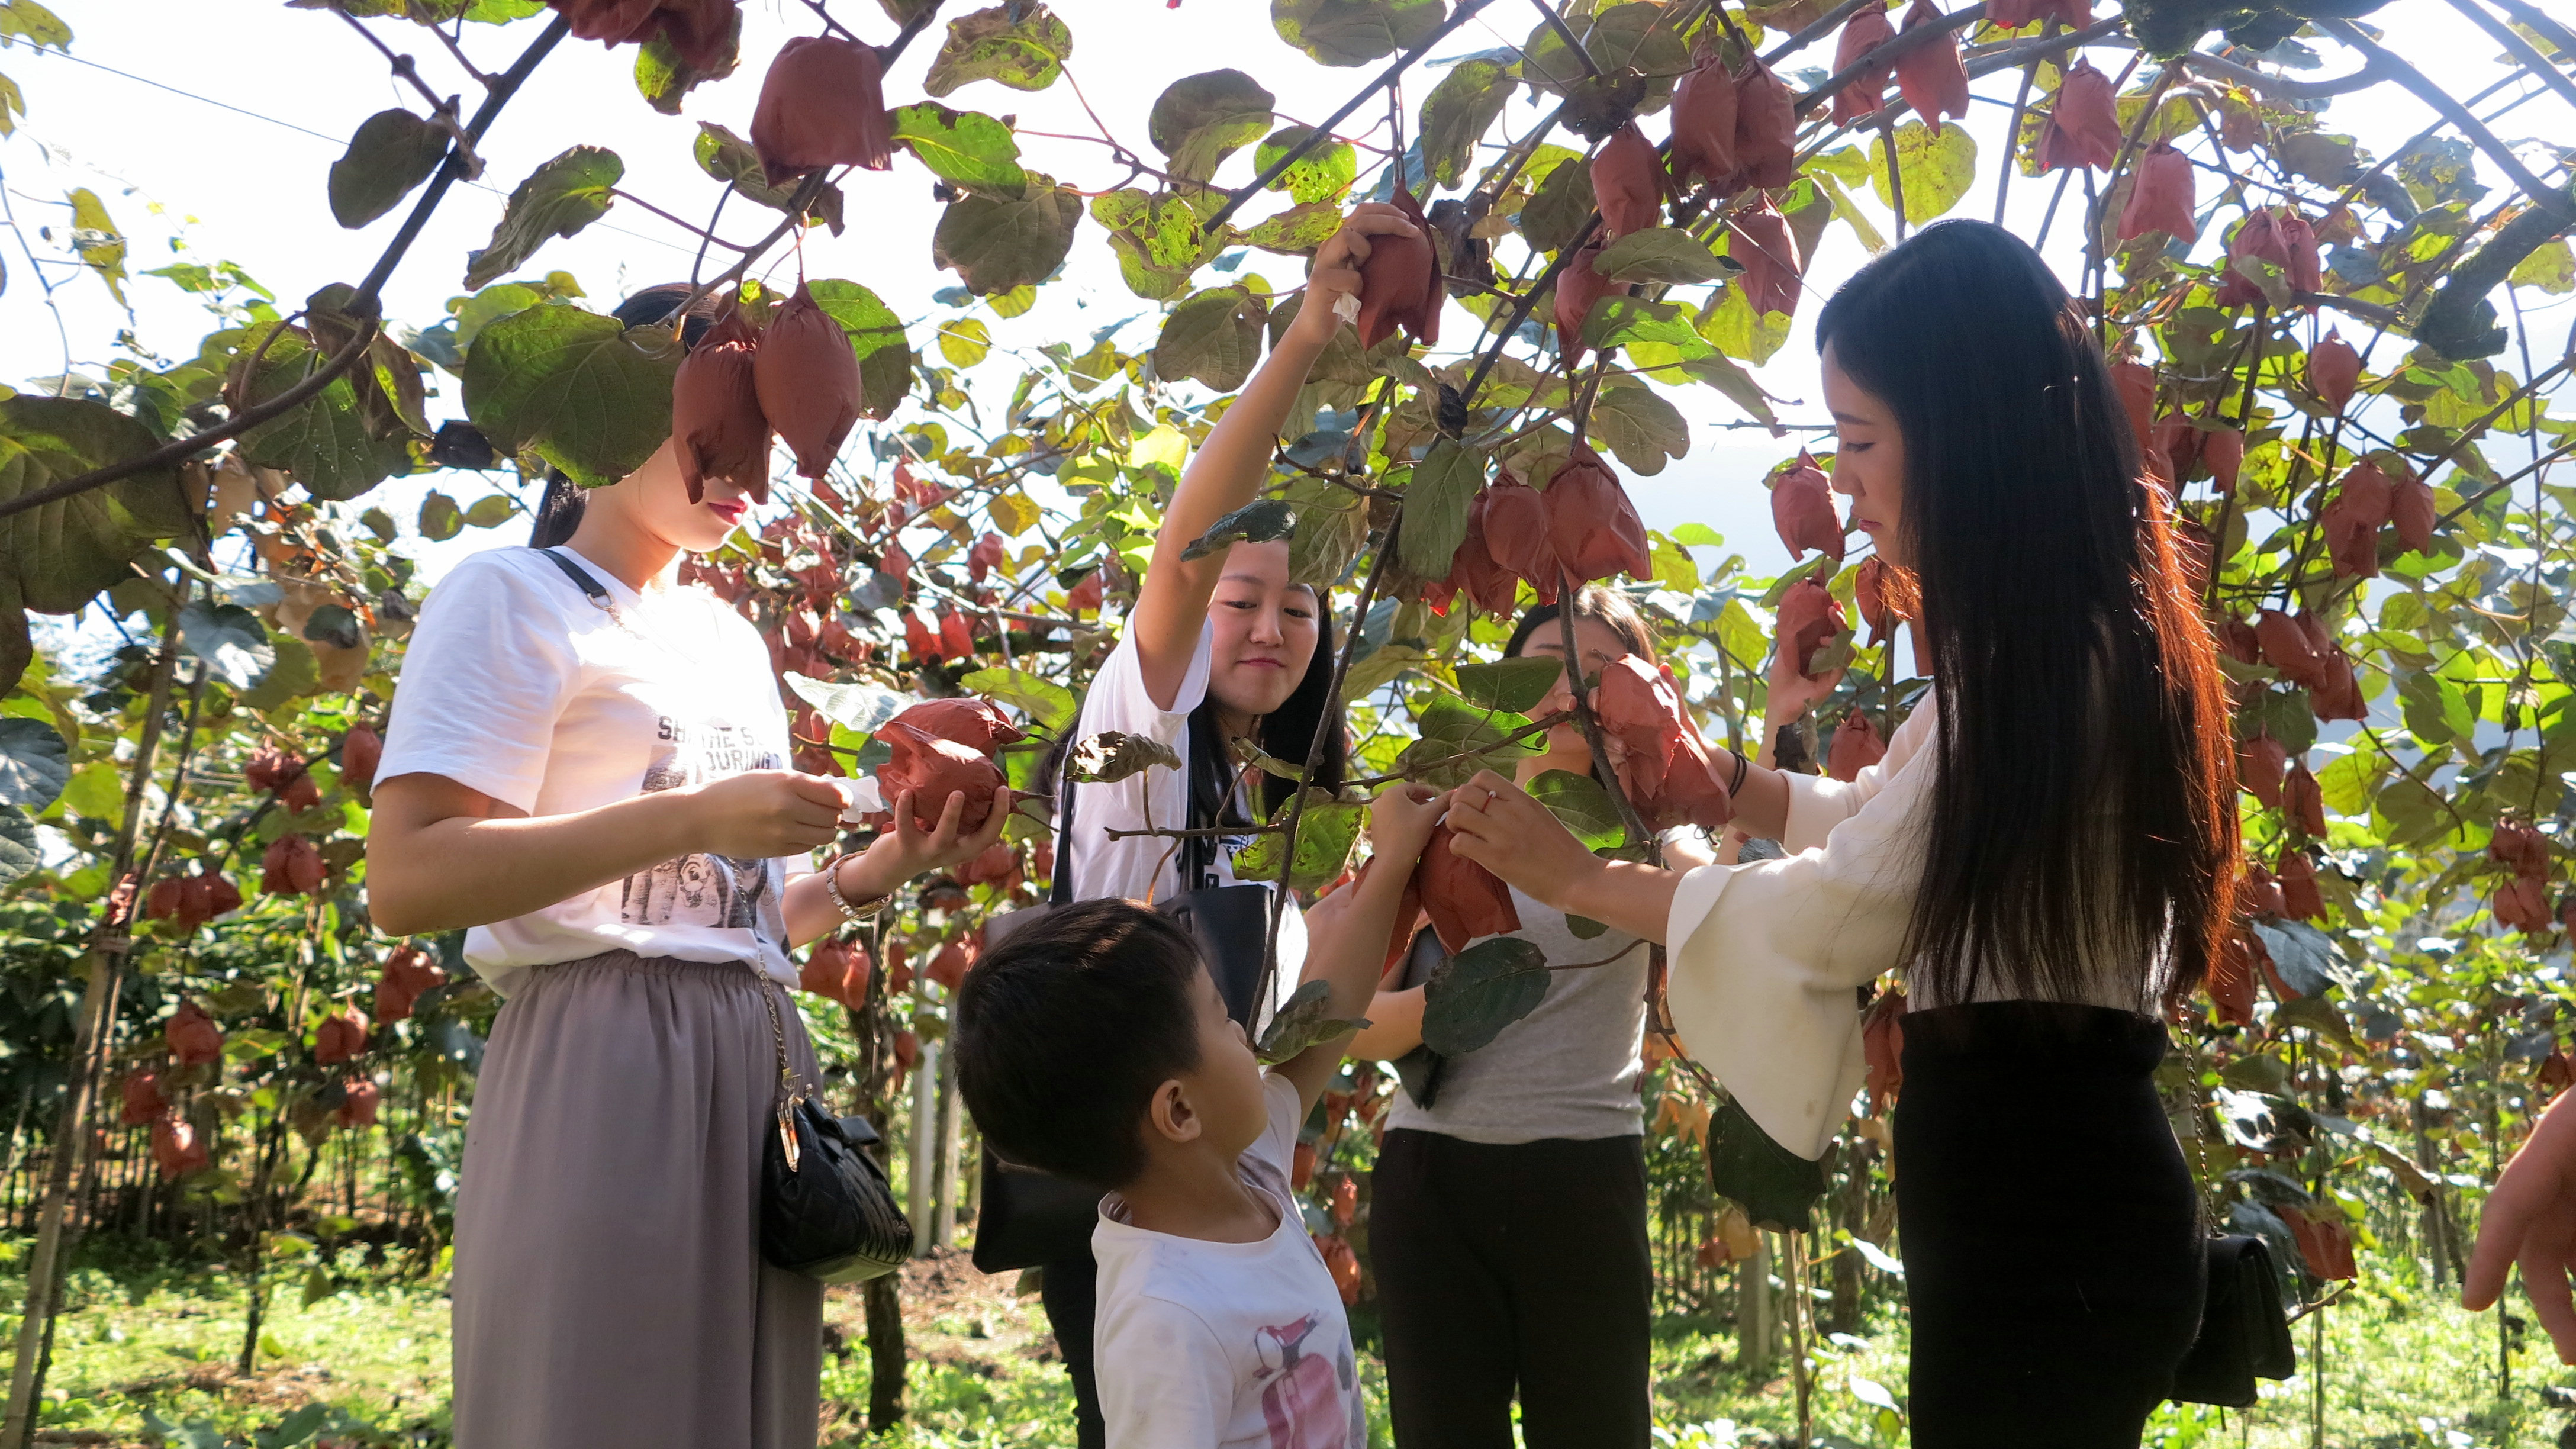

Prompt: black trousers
[
  {"left": 1370, "top": 1130, "right": 1653, "bottom": 1449},
  {"left": 1038, "top": 1252, "right": 1105, "bottom": 1449},
  {"left": 1895, "top": 1001, "right": 2206, "bottom": 1446}
]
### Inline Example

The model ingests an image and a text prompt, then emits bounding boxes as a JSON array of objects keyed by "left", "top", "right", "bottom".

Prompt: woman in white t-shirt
[
  {"left": 366, "top": 285, "right": 1007, "bottom": 1449},
  {"left": 1031, "top": 201, "right": 1420, "bottom": 1448},
  {"left": 1347, "top": 586, "right": 1711, "bottom": 1448}
]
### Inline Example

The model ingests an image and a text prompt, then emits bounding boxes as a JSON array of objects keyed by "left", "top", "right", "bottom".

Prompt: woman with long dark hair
[
  {"left": 1444, "top": 220, "right": 2239, "bottom": 1444},
  {"left": 1023, "top": 202, "right": 1416, "bottom": 1446},
  {"left": 368, "top": 284, "right": 1009, "bottom": 1448},
  {"left": 1352, "top": 585, "right": 1712, "bottom": 1448}
]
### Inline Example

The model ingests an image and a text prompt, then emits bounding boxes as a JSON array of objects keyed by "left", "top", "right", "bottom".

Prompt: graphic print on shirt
[
  {"left": 617, "top": 717, "right": 786, "bottom": 943},
  {"left": 1254, "top": 1313, "right": 1363, "bottom": 1449}
]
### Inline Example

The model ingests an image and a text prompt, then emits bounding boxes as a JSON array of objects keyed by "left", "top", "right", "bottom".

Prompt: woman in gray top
[{"left": 1351, "top": 586, "right": 1714, "bottom": 1449}]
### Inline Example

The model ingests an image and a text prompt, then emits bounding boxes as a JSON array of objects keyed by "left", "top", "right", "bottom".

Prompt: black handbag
[
  {"left": 970, "top": 727, "right": 1277, "bottom": 1274},
  {"left": 2168, "top": 1234, "right": 2297, "bottom": 1407},
  {"left": 754, "top": 971, "right": 916, "bottom": 1282}
]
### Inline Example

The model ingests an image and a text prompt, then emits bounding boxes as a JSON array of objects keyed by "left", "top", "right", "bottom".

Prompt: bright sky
[{"left": 3, "top": 0, "right": 2564, "bottom": 649}]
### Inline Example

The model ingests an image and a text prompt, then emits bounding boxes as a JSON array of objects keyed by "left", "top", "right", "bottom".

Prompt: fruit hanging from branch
[
  {"left": 752, "top": 281, "right": 864, "bottom": 479},
  {"left": 1354, "top": 185, "right": 1441, "bottom": 350},
  {"left": 672, "top": 306, "right": 772, "bottom": 505},
  {"left": 751, "top": 34, "right": 893, "bottom": 185}
]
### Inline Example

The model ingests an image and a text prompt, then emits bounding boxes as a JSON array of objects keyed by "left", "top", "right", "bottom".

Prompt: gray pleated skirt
[{"left": 452, "top": 951, "right": 823, "bottom": 1449}]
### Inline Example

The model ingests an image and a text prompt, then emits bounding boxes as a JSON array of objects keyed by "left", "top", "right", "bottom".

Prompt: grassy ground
[{"left": 4, "top": 1238, "right": 2555, "bottom": 1447}]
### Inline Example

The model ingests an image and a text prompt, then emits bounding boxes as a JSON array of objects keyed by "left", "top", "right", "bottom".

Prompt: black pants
[
  {"left": 1370, "top": 1130, "right": 1653, "bottom": 1449},
  {"left": 1895, "top": 1002, "right": 2206, "bottom": 1446},
  {"left": 1038, "top": 1252, "right": 1105, "bottom": 1449}
]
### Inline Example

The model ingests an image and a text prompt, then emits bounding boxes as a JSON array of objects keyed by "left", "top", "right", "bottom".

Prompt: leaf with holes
[
  {"left": 1151, "top": 70, "right": 1274, "bottom": 184},
  {"left": 0, "top": 717, "right": 68, "bottom": 811},
  {"left": 178, "top": 601, "right": 276, "bottom": 690},
  {"left": 959, "top": 666, "right": 1078, "bottom": 731},
  {"left": 1421, "top": 936, "right": 1550, "bottom": 1055},
  {"left": 1527, "top": 768, "right": 1627, "bottom": 850},
  {"left": 1183, "top": 497, "right": 1297, "bottom": 561},
  {"left": 1273, "top": 0, "right": 1446, "bottom": 67},
  {"left": 891, "top": 104, "right": 1029, "bottom": 198},
  {"left": 925, "top": 3, "right": 1073, "bottom": 96},
  {"left": 461, "top": 304, "right": 678, "bottom": 487},
  {"left": 1245, "top": 202, "right": 1342, "bottom": 256},
  {"left": 1706, "top": 1093, "right": 1827, "bottom": 1231},
  {"left": 1396, "top": 437, "right": 1482, "bottom": 581},
  {"left": 934, "top": 176, "right": 1083, "bottom": 295},
  {"left": 1155, "top": 286, "right": 1268, "bottom": 392},
  {"left": 1255, "top": 979, "right": 1371, "bottom": 1064},
  {"left": 330, "top": 109, "right": 450, "bottom": 230},
  {"left": 1255, "top": 125, "right": 1357, "bottom": 204},
  {"left": 1068, "top": 730, "right": 1184, "bottom": 784},
  {"left": 464, "top": 146, "right": 621, "bottom": 290},
  {"left": 1093, "top": 188, "right": 1221, "bottom": 300}
]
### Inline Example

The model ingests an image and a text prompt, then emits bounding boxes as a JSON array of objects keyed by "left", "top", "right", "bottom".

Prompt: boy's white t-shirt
[
  {"left": 374, "top": 546, "right": 797, "bottom": 996},
  {"left": 1090, "top": 1073, "right": 1366, "bottom": 1449}
]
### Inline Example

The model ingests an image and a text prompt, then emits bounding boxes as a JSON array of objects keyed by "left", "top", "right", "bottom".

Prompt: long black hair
[
  {"left": 528, "top": 282, "right": 728, "bottom": 548},
  {"left": 1814, "top": 220, "right": 2236, "bottom": 1010}
]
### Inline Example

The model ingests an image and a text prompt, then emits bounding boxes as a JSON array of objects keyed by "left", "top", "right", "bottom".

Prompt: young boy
[{"left": 953, "top": 784, "right": 1447, "bottom": 1449}]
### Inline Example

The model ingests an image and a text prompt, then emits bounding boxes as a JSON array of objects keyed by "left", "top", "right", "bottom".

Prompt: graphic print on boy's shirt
[
  {"left": 619, "top": 716, "right": 785, "bottom": 941},
  {"left": 1256, "top": 1312, "right": 1359, "bottom": 1449}
]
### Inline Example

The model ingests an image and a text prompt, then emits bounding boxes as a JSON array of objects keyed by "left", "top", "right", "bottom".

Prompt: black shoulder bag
[
  {"left": 2168, "top": 1234, "right": 2297, "bottom": 1406},
  {"left": 970, "top": 716, "right": 1276, "bottom": 1272},
  {"left": 533, "top": 548, "right": 914, "bottom": 1283}
]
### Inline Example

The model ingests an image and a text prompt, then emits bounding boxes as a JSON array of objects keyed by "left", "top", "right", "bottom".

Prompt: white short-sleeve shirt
[{"left": 375, "top": 546, "right": 797, "bottom": 994}]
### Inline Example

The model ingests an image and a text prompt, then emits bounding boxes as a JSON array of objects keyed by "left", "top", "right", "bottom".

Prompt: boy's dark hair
[{"left": 952, "top": 899, "right": 1209, "bottom": 1189}]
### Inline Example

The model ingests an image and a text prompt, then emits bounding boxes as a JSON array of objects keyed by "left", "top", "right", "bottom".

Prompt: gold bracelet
[{"left": 823, "top": 853, "right": 891, "bottom": 925}]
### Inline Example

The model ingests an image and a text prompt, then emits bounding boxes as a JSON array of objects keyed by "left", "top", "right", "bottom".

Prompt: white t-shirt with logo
[
  {"left": 376, "top": 546, "right": 796, "bottom": 995},
  {"left": 1090, "top": 1072, "right": 1366, "bottom": 1449}
]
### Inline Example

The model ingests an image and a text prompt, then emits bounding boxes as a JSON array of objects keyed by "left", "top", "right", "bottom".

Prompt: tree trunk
[
  {"left": 2, "top": 632, "right": 180, "bottom": 1449},
  {"left": 1825, "top": 1140, "right": 1871, "bottom": 1336},
  {"left": 932, "top": 1043, "right": 961, "bottom": 1250},
  {"left": 908, "top": 1038, "right": 942, "bottom": 1255},
  {"left": 1740, "top": 1232, "right": 1773, "bottom": 1380},
  {"left": 864, "top": 1272, "right": 907, "bottom": 1432}
]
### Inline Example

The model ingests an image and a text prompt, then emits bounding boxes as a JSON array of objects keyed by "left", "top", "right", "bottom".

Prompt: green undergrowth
[{"left": 4, "top": 1239, "right": 2560, "bottom": 1447}]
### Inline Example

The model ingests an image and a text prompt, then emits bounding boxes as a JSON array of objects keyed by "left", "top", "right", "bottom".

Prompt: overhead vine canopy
[{"left": 0, "top": 0, "right": 2572, "bottom": 1430}]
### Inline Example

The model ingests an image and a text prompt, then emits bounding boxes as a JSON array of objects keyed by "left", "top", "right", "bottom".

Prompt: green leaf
[
  {"left": 1527, "top": 768, "right": 1624, "bottom": 851},
  {"left": 1272, "top": 0, "right": 1446, "bottom": 67},
  {"left": 1231, "top": 736, "right": 1310, "bottom": 782},
  {"left": 229, "top": 326, "right": 412, "bottom": 501},
  {"left": 461, "top": 495, "right": 516, "bottom": 530},
  {"left": 1069, "top": 729, "right": 1183, "bottom": 783},
  {"left": 417, "top": 490, "right": 462, "bottom": 542},
  {"left": 0, "top": 396, "right": 189, "bottom": 689},
  {"left": 959, "top": 665, "right": 1079, "bottom": 730},
  {"left": 1706, "top": 1093, "right": 1826, "bottom": 1231},
  {"left": 1182, "top": 497, "right": 1297, "bottom": 561},
  {"left": 0, "top": 805, "right": 35, "bottom": 887},
  {"left": 329, "top": 108, "right": 450, "bottom": 230},
  {"left": 66, "top": 187, "right": 126, "bottom": 305},
  {"left": 0, "top": 1, "right": 72, "bottom": 49},
  {"left": 924, "top": 3, "right": 1073, "bottom": 96},
  {"left": 1868, "top": 121, "right": 1977, "bottom": 226},
  {"left": 1091, "top": 188, "right": 1219, "bottom": 300},
  {"left": 890, "top": 104, "right": 1029, "bottom": 198},
  {"left": 177, "top": 601, "right": 275, "bottom": 690},
  {"left": 463, "top": 146, "right": 622, "bottom": 290},
  {"left": 2251, "top": 919, "right": 2344, "bottom": 997},
  {"left": 933, "top": 175, "right": 1083, "bottom": 295},
  {"left": 1244, "top": 201, "right": 1344, "bottom": 256},
  {"left": 460, "top": 304, "right": 678, "bottom": 487},
  {"left": 1582, "top": 296, "right": 1699, "bottom": 354},
  {"left": 1519, "top": 156, "right": 1595, "bottom": 254},
  {"left": 1593, "top": 227, "right": 1735, "bottom": 285},
  {"left": 803, "top": 279, "right": 915, "bottom": 421},
  {"left": 1396, "top": 437, "right": 1483, "bottom": 580},
  {"left": 1150, "top": 70, "right": 1275, "bottom": 184},
  {"left": 2508, "top": 237, "right": 2573, "bottom": 295},
  {"left": 1701, "top": 282, "right": 1793, "bottom": 365},
  {"left": 1154, "top": 286, "right": 1268, "bottom": 392},
  {"left": 1589, "top": 382, "right": 1689, "bottom": 476},
  {"left": 0, "top": 716, "right": 67, "bottom": 810},
  {"left": 1421, "top": 936, "right": 1550, "bottom": 1055},
  {"left": 1254, "top": 979, "right": 1370, "bottom": 1064},
  {"left": 1231, "top": 788, "right": 1365, "bottom": 890},
  {"left": 1419, "top": 57, "right": 1509, "bottom": 189},
  {"left": 1396, "top": 694, "right": 1538, "bottom": 787},
  {"left": 692, "top": 123, "right": 844, "bottom": 231},
  {"left": 239, "top": 633, "right": 316, "bottom": 713},
  {"left": 784, "top": 672, "right": 912, "bottom": 734},
  {"left": 1254, "top": 125, "right": 1357, "bottom": 204},
  {"left": 1286, "top": 475, "right": 1370, "bottom": 588},
  {"left": 1455, "top": 657, "right": 1563, "bottom": 714},
  {"left": 938, "top": 317, "right": 993, "bottom": 367}
]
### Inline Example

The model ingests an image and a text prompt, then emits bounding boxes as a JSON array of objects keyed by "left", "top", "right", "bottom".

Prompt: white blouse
[{"left": 1666, "top": 691, "right": 2155, "bottom": 1160}]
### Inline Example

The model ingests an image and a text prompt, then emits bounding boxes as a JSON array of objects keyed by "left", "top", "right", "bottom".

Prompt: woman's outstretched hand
[
  {"left": 1367, "top": 781, "right": 1449, "bottom": 871},
  {"left": 1445, "top": 769, "right": 1599, "bottom": 913},
  {"left": 855, "top": 787, "right": 1016, "bottom": 887},
  {"left": 2466, "top": 1087, "right": 2576, "bottom": 1361},
  {"left": 1284, "top": 201, "right": 1425, "bottom": 350}
]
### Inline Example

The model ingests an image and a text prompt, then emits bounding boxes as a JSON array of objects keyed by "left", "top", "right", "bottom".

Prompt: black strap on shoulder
[
  {"left": 1049, "top": 772, "right": 1077, "bottom": 906},
  {"left": 535, "top": 547, "right": 613, "bottom": 608}
]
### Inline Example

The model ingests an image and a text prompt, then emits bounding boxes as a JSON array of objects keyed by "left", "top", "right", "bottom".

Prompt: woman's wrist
[
  {"left": 1549, "top": 851, "right": 1617, "bottom": 921},
  {"left": 831, "top": 848, "right": 905, "bottom": 908}
]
